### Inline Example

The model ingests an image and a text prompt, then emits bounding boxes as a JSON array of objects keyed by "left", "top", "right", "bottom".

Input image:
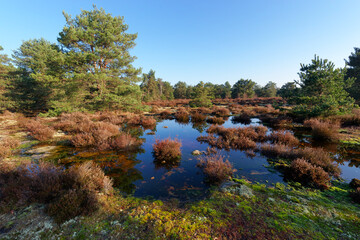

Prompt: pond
[{"left": 42, "top": 117, "right": 360, "bottom": 201}]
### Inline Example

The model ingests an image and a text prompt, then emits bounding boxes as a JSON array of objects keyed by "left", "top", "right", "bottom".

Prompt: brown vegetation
[
  {"left": 213, "top": 107, "right": 231, "bottom": 117},
  {"left": 206, "top": 116, "right": 225, "bottom": 125},
  {"left": 0, "top": 137, "right": 20, "bottom": 160},
  {"left": 268, "top": 130, "right": 299, "bottom": 146},
  {"left": 24, "top": 119, "right": 55, "bottom": 141},
  {"left": 159, "top": 109, "right": 172, "bottom": 119},
  {"left": 152, "top": 138, "right": 182, "bottom": 161},
  {"left": 304, "top": 118, "right": 340, "bottom": 141},
  {"left": 190, "top": 112, "right": 207, "bottom": 123},
  {"left": 0, "top": 161, "right": 112, "bottom": 223},
  {"left": 197, "top": 152, "right": 234, "bottom": 184},
  {"left": 286, "top": 158, "right": 330, "bottom": 189},
  {"left": 174, "top": 109, "right": 190, "bottom": 123}
]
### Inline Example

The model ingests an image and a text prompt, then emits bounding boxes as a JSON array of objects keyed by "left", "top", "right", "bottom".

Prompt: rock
[
  {"left": 225, "top": 184, "right": 254, "bottom": 198},
  {"left": 219, "top": 181, "right": 238, "bottom": 192},
  {"left": 163, "top": 126, "right": 168, "bottom": 128},
  {"left": 191, "top": 150, "right": 202, "bottom": 155},
  {"left": 350, "top": 178, "right": 360, "bottom": 189}
]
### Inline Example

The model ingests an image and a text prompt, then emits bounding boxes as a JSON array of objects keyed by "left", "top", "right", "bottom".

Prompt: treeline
[{"left": 0, "top": 6, "right": 359, "bottom": 117}]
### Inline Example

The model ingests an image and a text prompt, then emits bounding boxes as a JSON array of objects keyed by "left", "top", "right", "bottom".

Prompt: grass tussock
[
  {"left": 304, "top": 118, "right": 340, "bottom": 141},
  {"left": 197, "top": 152, "right": 234, "bottom": 184},
  {"left": 0, "top": 161, "right": 112, "bottom": 223},
  {"left": 152, "top": 138, "right": 182, "bottom": 162}
]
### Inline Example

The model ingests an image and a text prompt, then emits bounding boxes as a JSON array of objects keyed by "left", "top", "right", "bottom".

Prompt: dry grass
[
  {"left": 197, "top": 152, "right": 234, "bottom": 184},
  {"left": 152, "top": 138, "right": 182, "bottom": 162},
  {"left": 304, "top": 118, "right": 340, "bottom": 141},
  {"left": 159, "top": 109, "right": 172, "bottom": 119}
]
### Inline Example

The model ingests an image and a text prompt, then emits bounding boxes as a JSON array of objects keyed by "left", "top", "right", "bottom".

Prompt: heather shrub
[
  {"left": 174, "top": 110, "right": 190, "bottom": 123},
  {"left": 304, "top": 118, "right": 339, "bottom": 141},
  {"left": 231, "top": 114, "right": 251, "bottom": 124},
  {"left": 191, "top": 112, "right": 207, "bottom": 123},
  {"left": 213, "top": 107, "right": 230, "bottom": 117},
  {"left": 0, "top": 161, "right": 113, "bottom": 223},
  {"left": 152, "top": 138, "right": 182, "bottom": 162},
  {"left": 286, "top": 158, "right": 330, "bottom": 189},
  {"left": 141, "top": 116, "right": 157, "bottom": 129},
  {"left": 196, "top": 107, "right": 212, "bottom": 114},
  {"left": 268, "top": 130, "right": 299, "bottom": 146},
  {"left": 206, "top": 116, "right": 225, "bottom": 125},
  {"left": 24, "top": 119, "right": 55, "bottom": 141},
  {"left": 159, "top": 109, "right": 172, "bottom": 119},
  {"left": 0, "top": 137, "right": 20, "bottom": 160},
  {"left": 197, "top": 152, "right": 234, "bottom": 184},
  {"left": 97, "top": 112, "right": 125, "bottom": 125},
  {"left": 260, "top": 143, "right": 297, "bottom": 159}
]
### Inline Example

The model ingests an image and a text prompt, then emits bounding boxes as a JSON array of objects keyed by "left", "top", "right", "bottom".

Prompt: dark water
[{"left": 45, "top": 117, "right": 360, "bottom": 200}]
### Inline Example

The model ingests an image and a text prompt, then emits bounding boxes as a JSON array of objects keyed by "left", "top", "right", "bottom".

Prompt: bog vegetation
[{"left": 1, "top": 5, "right": 360, "bottom": 240}]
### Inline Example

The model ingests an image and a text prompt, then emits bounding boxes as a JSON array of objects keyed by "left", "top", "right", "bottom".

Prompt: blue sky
[{"left": 1, "top": 0, "right": 360, "bottom": 87}]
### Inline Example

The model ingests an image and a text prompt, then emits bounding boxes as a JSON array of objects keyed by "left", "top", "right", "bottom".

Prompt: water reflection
[{"left": 43, "top": 117, "right": 360, "bottom": 199}]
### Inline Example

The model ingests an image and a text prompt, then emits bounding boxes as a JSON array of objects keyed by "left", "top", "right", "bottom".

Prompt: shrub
[
  {"left": 0, "top": 137, "right": 20, "bottom": 160},
  {"left": 24, "top": 119, "right": 55, "bottom": 141},
  {"left": 0, "top": 161, "right": 113, "bottom": 223},
  {"left": 268, "top": 130, "right": 299, "bottom": 146},
  {"left": 213, "top": 107, "right": 230, "bottom": 117},
  {"left": 260, "top": 143, "right": 295, "bottom": 159},
  {"left": 174, "top": 110, "right": 190, "bottom": 123},
  {"left": 197, "top": 152, "right": 234, "bottom": 184},
  {"left": 97, "top": 112, "right": 124, "bottom": 125},
  {"left": 141, "top": 116, "right": 157, "bottom": 129},
  {"left": 286, "top": 158, "right": 330, "bottom": 189},
  {"left": 304, "top": 118, "right": 339, "bottom": 141},
  {"left": 189, "top": 98, "right": 212, "bottom": 108},
  {"left": 159, "top": 109, "right": 172, "bottom": 119},
  {"left": 191, "top": 112, "right": 207, "bottom": 123},
  {"left": 231, "top": 114, "right": 251, "bottom": 125},
  {"left": 206, "top": 116, "right": 225, "bottom": 125},
  {"left": 152, "top": 138, "right": 182, "bottom": 162}
]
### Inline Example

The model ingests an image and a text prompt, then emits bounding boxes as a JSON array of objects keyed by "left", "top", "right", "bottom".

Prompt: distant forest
[{"left": 0, "top": 6, "right": 359, "bottom": 117}]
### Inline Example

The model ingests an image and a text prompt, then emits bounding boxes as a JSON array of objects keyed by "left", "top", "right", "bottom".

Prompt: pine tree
[
  {"left": 345, "top": 47, "right": 360, "bottom": 102},
  {"left": 58, "top": 5, "right": 142, "bottom": 110},
  {"left": 294, "top": 55, "right": 355, "bottom": 117}
]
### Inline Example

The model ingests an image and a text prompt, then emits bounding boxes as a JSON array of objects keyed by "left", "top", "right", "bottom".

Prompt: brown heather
[
  {"left": 0, "top": 137, "right": 20, "bottom": 160},
  {"left": 24, "top": 119, "right": 55, "bottom": 141},
  {"left": 0, "top": 161, "right": 113, "bottom": 223},
  {"left": 286, "top": 158, "right": 330, "bottom": 189},
  {"left": 174, "top": 109, "right": 190, "bottom": 123},
  {"left": 159, "top": 109, "right": 172, "bottom": 119},
  {"left": 206, "top": 116, "right": 225, "bottom": 125},
  {"left": 213, "top": 107, "right": 231, "bottom": 117},
  {"left": 268, "top": 130, "right": 299, "bottom": 146},
  {"left": 152, "top": 138, "right": 182, "bottom": 161},
  {"left": 197, "top": 152, "right": 234, "bottom": 184},
  {"left": 304, "top": 118, "right": 340, "bottom": 141},
  {"left": 190, "top": 112, "right": 207, "bottom": 123}
]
